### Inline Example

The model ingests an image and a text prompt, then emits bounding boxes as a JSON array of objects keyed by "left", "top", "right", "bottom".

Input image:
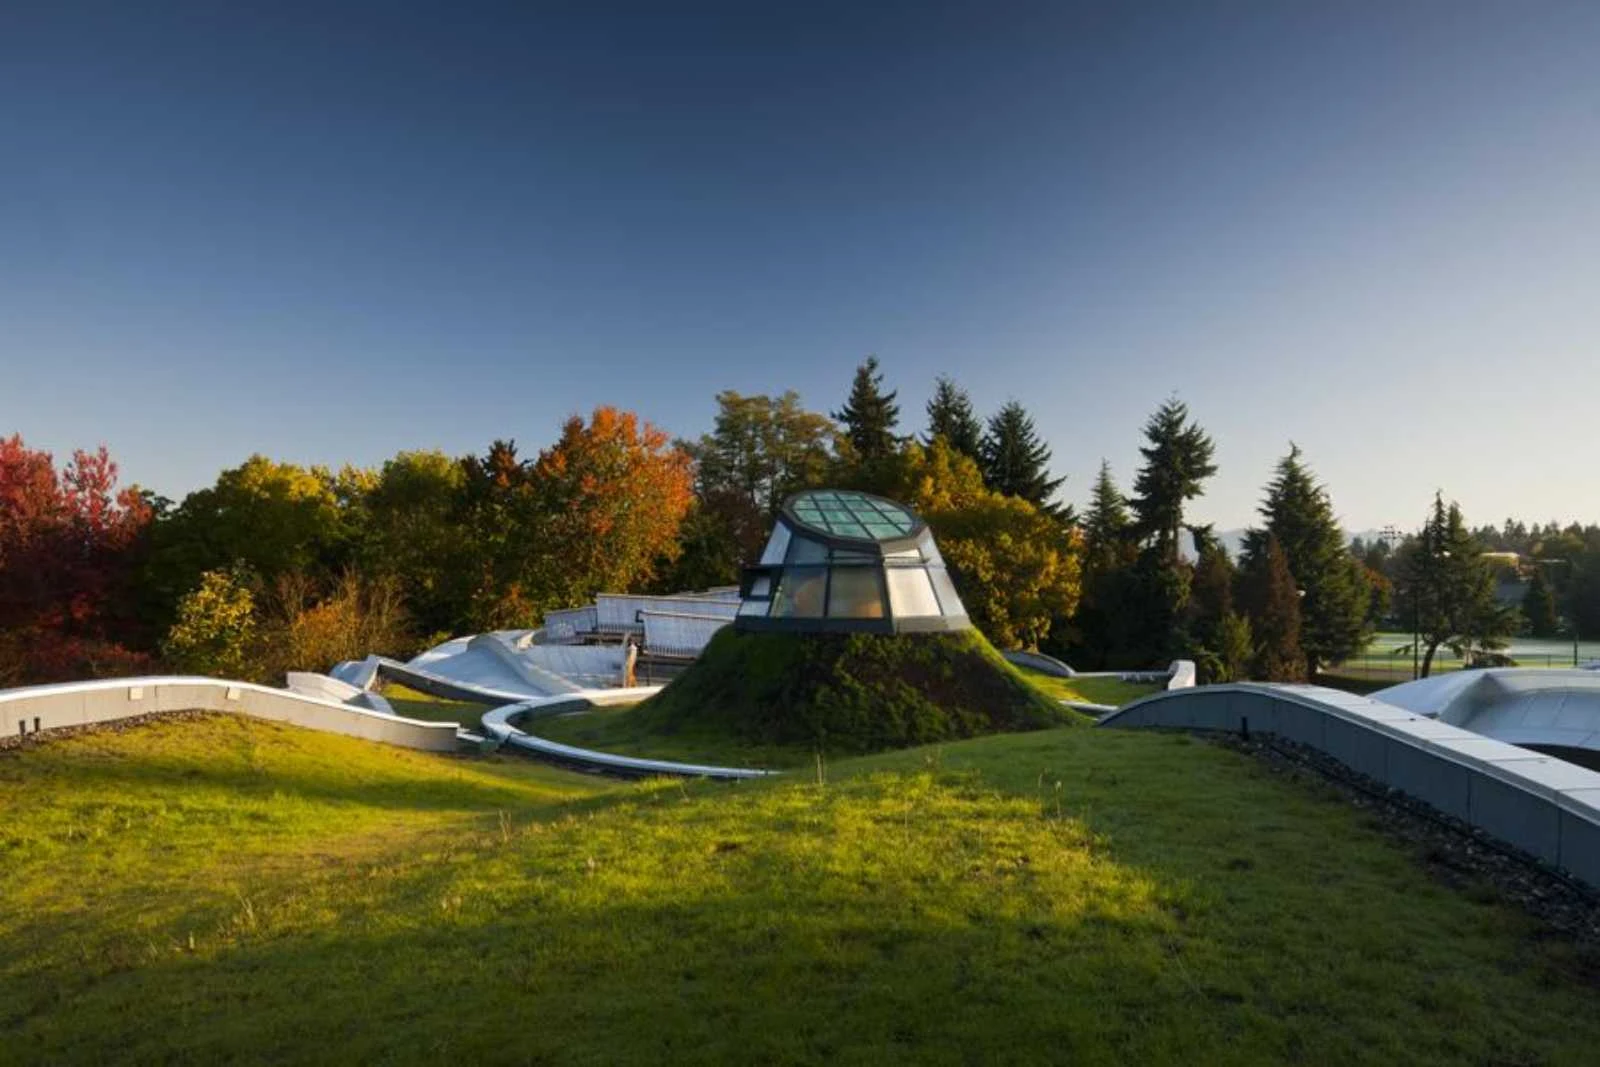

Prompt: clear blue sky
[{"left": 4, "top": 1, "right": 1598, "bottom": 531}]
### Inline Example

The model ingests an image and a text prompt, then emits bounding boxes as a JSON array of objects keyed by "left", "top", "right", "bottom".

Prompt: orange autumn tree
[{"left": 528, "top": 407, "right": 694, "bottom": 611}]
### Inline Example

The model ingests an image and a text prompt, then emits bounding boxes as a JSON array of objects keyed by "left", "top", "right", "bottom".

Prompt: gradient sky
[{"left": 4, "top": 1, "right": 1599, "bottom": 531}]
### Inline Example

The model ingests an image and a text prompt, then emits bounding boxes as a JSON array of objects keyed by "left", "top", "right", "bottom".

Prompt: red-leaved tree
[{"left": 0, "top": 435, "right": 154, "bottom": 684}]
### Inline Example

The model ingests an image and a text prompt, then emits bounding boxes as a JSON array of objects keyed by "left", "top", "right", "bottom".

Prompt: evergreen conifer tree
[
  {"left": 1068, "top": 463, "right": 1145, "bottom": 671},
  {"left": 1215, "top": 610, "right": 1254, "bottom": 682},
  {"left": 923, "top": 376, "right": 983, "bottom": 460},
  {"left": 1241, "top": 445, "right": 1370, "bottom": 677},
  {"left": 1070, "top": 461, "right": 1138, "bottom": 669},
  {"left": 1523, "top": 564, "right": 1559, "bottom": 638},
  {"left": 1400, "top": 494, "right": 1510, "bottom": 676},
  {"left": 832, "top": 356, "right": 901, "bottom": 462},
  {"left": 1130, "top": 399, "right": 1217, "bottom": 560},
  {"left": 1241, "top": 534, "right": 1306, "bottom": 682},
  {"left": 1083, "top": 460, "right": 1131, "bottom": 569},
  {"left": 1120, "top": 399, "right": 1216, "bottom": 664},
  {"left": 978, "top": 401, "right": 1065, "bottom": 514},
  {"left": 1186, "top": 527, "right": 1240, "bottom": 683}
]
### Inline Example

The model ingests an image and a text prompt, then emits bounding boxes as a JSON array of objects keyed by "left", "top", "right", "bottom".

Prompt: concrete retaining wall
[
  {"left": 0, "top": 677, "right": 460, "bottom": 753},
  {"left": 1100, "top": 684, "right": 1600, "bottom": 888}
]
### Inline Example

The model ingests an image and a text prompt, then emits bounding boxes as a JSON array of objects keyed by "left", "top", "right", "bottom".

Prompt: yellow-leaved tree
[{"left": 900, "top": 438, "right": 1082, "bottom": 650}]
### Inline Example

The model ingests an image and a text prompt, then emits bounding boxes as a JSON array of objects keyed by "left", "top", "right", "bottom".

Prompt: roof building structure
[{"left": 736, "top": 489, "right": 970, "bottom": 633}]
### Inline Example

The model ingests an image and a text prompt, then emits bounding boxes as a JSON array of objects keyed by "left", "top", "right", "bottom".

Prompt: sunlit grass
[
  {"left": 379, "top": 681, "right": 492, "bottom": 727},
  {"left": 529, "top": 701, "right": 815, "bottom": 768},
  {"left": 1018, "top": 668, "right": 1160, "bottom": 706},
  {"left": 2, "top": 713, "right": 1597, "bottom": 1064}
]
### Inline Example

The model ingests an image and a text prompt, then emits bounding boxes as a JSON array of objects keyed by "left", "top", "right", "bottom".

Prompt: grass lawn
[
  {"left": 3, "top": 714, "right": 1599, "bottom": 1064},
  {"left": 1017, "top": 668, "right": 1161, "bottom": 707},
  {"left": 379, "top": 682, "right": 492, "bottom": 728},
  {"left": 529, "top": 701, "right": 816, "bottom": 769}
]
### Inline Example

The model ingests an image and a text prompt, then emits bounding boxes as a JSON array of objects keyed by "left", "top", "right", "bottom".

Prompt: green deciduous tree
[
  {"left": 161, "top": 567, "right": 260, "bottom": 680},
  {"left": 923, "top": 376, "right": 983, "bottom": 460},
  {"left": 143, "top": 455, "right": 361, "bottom": 634},
  {"left": 360, "top": 450, "right": 473, "bottom": 634},
  {"left": 978, "top": 401, "right": 1066, "bottom": 515},
  {"left": 1241, "top": 445, "right": 1370, "bottom": 677}
]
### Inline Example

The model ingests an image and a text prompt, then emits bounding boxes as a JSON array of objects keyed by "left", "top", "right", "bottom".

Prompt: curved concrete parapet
[
  {"left": 1101, "top": 683, "right": 1600, "bottom": 889},
  {"left": 1002, "top": 650, "right": 1077, "bottom": 678},
  {"left": 1375, "top": 669, "right": 1600, "bottom": 758},
  {"left": 481, "top": 688, "right": 777, "bottom": 780},
  {"left": 0, "top": 676, "right": 460, "bottom": 752}
]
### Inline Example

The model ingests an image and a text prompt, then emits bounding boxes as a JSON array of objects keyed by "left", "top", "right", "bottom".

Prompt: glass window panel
[
  {"left": 833, "top": 522, "right": 869, "bottom": 539},
  {"left": 738, "top": 598, "right": 766, "bottom": 616},
  {"left": 750, "top": 577, "right": 770, "bottom": 598},
  {"left": 830, "top": 549, "right": 875, "bottom": 563},
  {"left": 863, "top": 522, "right": 897, "bottom": 538},
  {"left": 772, "top": 568, "right": 827, "bottom": 618},
  {"left": 786, "top": 535, "right": 828, "bottom": 563},
  {"left": 886, "top": 568, "right": 941, "bottom": 617},
  {"left": 827, "top": 567, "right": 886, "bottom": 618},
  {"left": 759, "top": 524, "right": 791, "bottom": 565},
  {"left": 929, "top": 568, "right": 965, "bottom": 615}
]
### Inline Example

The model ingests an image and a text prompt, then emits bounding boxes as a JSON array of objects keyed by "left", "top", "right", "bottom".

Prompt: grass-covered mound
[
  {"left": 6, "top": 716, "right": 1600, "bottom": 1063},
  {"left": 625, "top": 627, "right": 1073, "bottom": 755}
]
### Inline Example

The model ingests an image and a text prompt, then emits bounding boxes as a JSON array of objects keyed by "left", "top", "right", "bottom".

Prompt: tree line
[{"left": 2, "top": 360, "right": 1587, "bottom": 686}]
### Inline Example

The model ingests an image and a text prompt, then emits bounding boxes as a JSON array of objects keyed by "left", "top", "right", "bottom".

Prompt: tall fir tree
[
  {"left": 1130, "top": 398, "right": 1217, "bottom": 560},
  {"left": 1082, "top": 460, "right": 1132, "bottom": 573},
  {"left": 1241, "top": 444, "right": 1370, "bottom": 677},
  {"left": 1186, "top": 526, "right": 1241, "bottom": 683},
  {"left": 1522, "top": 564, "right": 1559, "bottom": 638},
  {"left": 832, "top": 356, "right": 901, "bottom": 462},
  {"left": 1399, "top": 493, "right": 1511, "bottom": 677},
  {"left": 1122, "top": 399, "right": 1216, "bottom": 664},
  {"left": 923, "top": 376, "right": 983, "bottom": 460},
  {"left": 978, "top": 401, "right": 1066, "bottom": 514},
  {"left": 1241, "top": 534, "right": 1306, "bottom": 682},
  {"left": 1070, "top": 460, "right": 1138, "bottom": 669}
]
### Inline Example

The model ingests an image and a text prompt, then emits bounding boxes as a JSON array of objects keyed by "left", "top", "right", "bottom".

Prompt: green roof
[{"left": 787, "top": 490, "right": 919, "bottom": 542}]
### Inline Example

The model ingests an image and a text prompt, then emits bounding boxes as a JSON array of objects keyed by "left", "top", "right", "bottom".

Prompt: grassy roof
[
  {"left": 3, "top": 714, "right": 1597, "bottom": 1062},
  {"left": 626, "top": 627, "right": 1075, "bottom": 755}
]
